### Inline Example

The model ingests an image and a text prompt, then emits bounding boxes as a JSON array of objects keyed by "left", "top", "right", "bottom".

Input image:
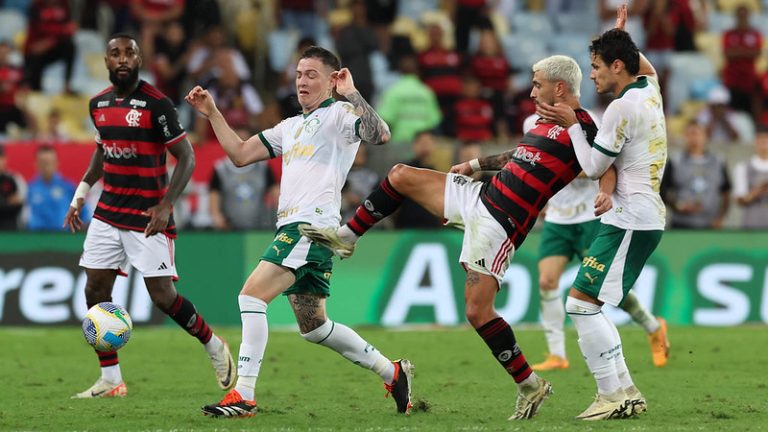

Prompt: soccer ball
[{"left": 82, "top": 302, "right": 133, "bottom": 352}]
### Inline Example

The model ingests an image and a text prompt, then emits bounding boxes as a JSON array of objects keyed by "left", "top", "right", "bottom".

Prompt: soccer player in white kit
[
  {"left": 528, "top": 113, "right": 669, "bottom": 373},
  {"left": 537, "top": 6, "right": 668, "bottom": 420},
  {"left": 186, "top": 46, "right": 413, "bottom": 417}
]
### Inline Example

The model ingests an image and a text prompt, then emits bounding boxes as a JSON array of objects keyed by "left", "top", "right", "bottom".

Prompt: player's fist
[
  {"left": 594, "top": 191, "right": 612, "bottom": 216},
  {"left": 334, "top": 68, "right": 357, "bottom": 97},
  {"left": 184, "top": 86, "right": 216, "bottom": 118}
]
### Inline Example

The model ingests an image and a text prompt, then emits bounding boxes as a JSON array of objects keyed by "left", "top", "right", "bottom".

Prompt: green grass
[{"left": 1, "top": 325, "right": 767, "bottom": 431}]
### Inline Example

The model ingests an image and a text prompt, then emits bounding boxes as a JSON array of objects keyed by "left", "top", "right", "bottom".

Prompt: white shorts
[
  {"left": 443, "top": 174, "right": 516, "bottom": 285},
  {"left": 80, "top": 218, "right": 178, "bottom": 280}
]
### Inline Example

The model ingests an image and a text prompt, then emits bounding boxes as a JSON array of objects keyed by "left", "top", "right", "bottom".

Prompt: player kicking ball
[{"left": 186, "top": 46, "right": 412, "bottom": 418}]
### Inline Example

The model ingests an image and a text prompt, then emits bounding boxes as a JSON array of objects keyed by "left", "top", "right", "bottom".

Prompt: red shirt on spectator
[
  {"left": 454, "top": 97, "right": 494, "bottom": 142},
  {"left": 24, "top": 0, "right": 76, "bottom": 56},
  {"left": 722, "top": 28, "right": 762, "bottom": 92},
  {"left": 0, "top": 65, "right": 24, "bottom": 109},
  {"left": 469, "top": 54, "right": 509, "bottom": 93},
  {"left": 419, "top": 48, "right": 463, "bottom": 97}
]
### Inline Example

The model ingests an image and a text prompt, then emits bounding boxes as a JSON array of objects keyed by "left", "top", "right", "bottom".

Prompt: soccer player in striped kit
[
  {"left": 64, "top": 34, "right": 234, "bottom": 399},
  {"left": 302, "top": 54, "right": 606, "bottom": 420}
]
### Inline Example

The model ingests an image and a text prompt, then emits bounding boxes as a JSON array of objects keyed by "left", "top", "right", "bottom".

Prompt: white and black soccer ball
[{"left": 82, "top": 302, "right": 133, "bottom": 352}]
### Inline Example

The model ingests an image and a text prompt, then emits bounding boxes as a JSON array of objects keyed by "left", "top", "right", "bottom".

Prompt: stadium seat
[
  {"left": 509, "top": 12, "right": 554, "bottom": 37},
  {"left": 554, "top": 13, "right": 599, "bottom": 36},
  {"left": 267, "top": 30, "right": 300, "bottom": 73},
  {"left": 708, "top": 11, "right": 736, "bottom": 33},
  {"left": 0, "top": 9, "right": 27, "bottom": 43},
  {"left": 667, "top": 53, "right": 717, "bottom": 114},
  {"left": 74, "top": 30, "right": 105, "bottom": 55},
  {"left": 547, "top": 33, "right": 591, "bottom": 60},
  {"left": 501, "top": 33, "right": 549, "bottom": 70},
  {"left": 397, "top": 0, "right": 439, "bottom": 22}
]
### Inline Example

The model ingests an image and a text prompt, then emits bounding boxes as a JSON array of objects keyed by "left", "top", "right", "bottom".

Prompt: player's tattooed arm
[
  {"left": 477, "top": 149, "right": 516, "bottom": 170},
  {"left": 346, "top": 90, "right": 391, "bottom": 145},
  {"left": 288, "top": 294, "right": 328, "bottom": 334}
]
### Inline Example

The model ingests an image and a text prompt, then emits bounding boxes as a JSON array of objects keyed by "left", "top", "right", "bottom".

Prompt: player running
[
  {"left": 536, "top": 5, "right": 668, "bottom": 420},
  {"left": 186, "top": 46, "right": 413, "bottom": 418},
  {"left": 64, "top": 34, "right": 234, "bottom": 399},
  {"left": 301, "top": 54, "right": 609, "bottom": 420}
]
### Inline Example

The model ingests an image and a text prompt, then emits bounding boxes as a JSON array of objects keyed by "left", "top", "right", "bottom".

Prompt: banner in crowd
[{"left": 0, "top": 231, "right": 766, "bottom": 326}]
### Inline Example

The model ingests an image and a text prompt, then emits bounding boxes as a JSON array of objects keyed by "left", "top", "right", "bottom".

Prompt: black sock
[
  {"left": 347, "top": 176, "right": 404, "bottom": 236},
  {"left": 165, "top": 295, "right": 213, "bottom": 344},
  {"left": 476, "top": 317, "right": 533, "bottom": 383}
]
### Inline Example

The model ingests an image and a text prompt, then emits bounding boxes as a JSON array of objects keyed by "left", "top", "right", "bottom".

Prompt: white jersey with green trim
[
  {"left": 524, "top": 113, "right": 600, "bottom": 224},
  {"left": 258, "top": 98, "right": 362, "bottom": 228},
  {"left": 593, "top": 76, "right": 667, "bottom": 230}
]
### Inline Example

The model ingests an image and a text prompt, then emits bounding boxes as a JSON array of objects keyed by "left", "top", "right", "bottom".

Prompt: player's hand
[
  {"left": 142, "top": 201, "right": 172, "bottom": 237},
  {"left": 333, "top": 68, "right": 357, "bottom": 97},
  {"left": 594, "top": 192, "right": 612, "bottom": 216},
  {"left": 184, "top": 86, "right": 216, "bottom": 118},
  {"left": 615, "top": 4, "right": 628, "bottom": 31},
  {"left": 536, "top": 102, "right": 578, "bottom": 128},
  {"left": 449, "top": 162, "right": 474, "bottom": 175},
  {"left": 63, "top": 200, "right": 85, "bottom": 233}
]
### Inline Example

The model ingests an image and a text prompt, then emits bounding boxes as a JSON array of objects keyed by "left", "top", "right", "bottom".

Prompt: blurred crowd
[{"left": 1, "top": 0, "right": 768, "bottom": 232}]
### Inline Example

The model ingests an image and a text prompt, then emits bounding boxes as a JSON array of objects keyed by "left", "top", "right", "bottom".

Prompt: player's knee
[
  {"left": 565, "top": 296, "right": 602, "bottom": 315},
  {"left": 83, "top": 281, "right": 111, "bottom": 304},
  {"left": 465, "top": 301, "right": 493, "bottom": 328},
  {"left": 387, "top": 163, "right": 411, "bottom": 189},
  {"left": 539, "top": 274, "right": 558, "bottom": 292}
]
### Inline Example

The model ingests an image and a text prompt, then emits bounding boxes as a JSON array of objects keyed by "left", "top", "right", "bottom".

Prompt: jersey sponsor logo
[
  {"left": 582, "top": 256, "right": 606, "bottom": 272},
  {"left": 103, "top": 143, "right": 138, "bottom": 159},
  {"left": 128, "top": 98, "right": 147, "bottom": 108},
  {"left": 276, "top": 207, "right": 298, "bottom": 220},
  {"left": 97, "top": 100, "right": 110, "bottom": 108},
  {"left": 125, "top": 109, "right": 142, "bottom": 127},
  {"left": 283, "top": 142, "right": 315, "bottom": 164},
  {"left": 275, "top": 232, "right": 294, "bottom": 244},
  {"left": 513, "top": 146, "right": 542, "bottom": 166},
  {"left": 547, "top": 125, "right": 565, "bottom": 140}
]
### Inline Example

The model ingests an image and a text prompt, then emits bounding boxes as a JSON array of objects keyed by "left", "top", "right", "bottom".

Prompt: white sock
[
  {"left": 338, "top": 224, "right": 360, "bottom": 242},
  {"left": 101, "top": 364, "right": 122, "bottom": 383},
  {"left": 566, "top": 296, "right": 622, "bottom": 396},
  {"left": 302, "top": 320, "right": 395, "bottom": 383},
  {"left": 234, "top": 295, "right": 268, "bottom": 401},
  {"left": 203, "top": 332, "right": 222, "bottom": 356},
  {"left": 539, "top": 289, "right": 566, "bottom": 358},
  {"left": 605, "top": 313, "right": 634, "bottom": 389},
  {"left": 620, "top": 291, "right": 659, "bottom": 333}
]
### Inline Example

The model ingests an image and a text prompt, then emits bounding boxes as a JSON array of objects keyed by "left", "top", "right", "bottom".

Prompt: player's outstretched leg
[
  {"left": 301, "top": 316, "right": 414, "bottom": 414},
  {"left": 619, "top": 291, "right": 670, "bottom": 367},
  {"left": 566, "top": 296, "right": 632, "bottom": 420},
  {"left": 299, "top": 176, "right": 405, "bottom": 258}
]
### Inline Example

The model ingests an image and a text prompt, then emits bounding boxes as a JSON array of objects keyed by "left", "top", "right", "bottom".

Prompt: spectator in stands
[
  {"left": 187, "top": 26, "right": 250, "bottom": 87},
  {"left": 450, "top": 0, "right": 493, "bottom": 55},
  {"left": 335, "top": 0, "right": 379, "bottom": 102},
  {"left": 670, "top": 0, "right": 707, "bottom": 52},
  {"left": 194, "top": 60, "right": 263, "bottom": 143},
  {"left": 131, "top": 0, "right": 184, "bottom": 60},
  {"left": 393, "top": 130, "right": 442, "bottom": 229},
  {"left": 469, "top": 29, "right": 510, "bottom": 137},
  {"left": 642, "top": 0, "right": 674, "bottom": 103},
  {"left": 661, "top": 121, "right": 731, "bottom": 229},
  {"left": 37, "top": 108, "right": 70, "bottom": 142},
  {"left": 341, "top": 145, "right": 379, "bottom": 222},
  {"left": 758, "top": 70, "right": 768, "bottom": 131},
  {"left": 419, "top": 22, "right": 463, "bottom": 135},
  {"left": 0, "top": 41, "right": 32, "bottom": 136},
  {"left": 453, "top": 74, "right": 494, "bottom": 143},
  {"left": 27, "top": 145, "right": 87, "bottom": 231},
  {"left": 24, "top": 0, "right": 77, "bottom": 93},
  {"left": 734, "top": 130, "right": 768, "bottom": 229},
  {"left": 722, "top": 4, "right": 761, "bottom": 115},
  {"left": 377, "top": 54, "right": 442, "bottom": 144},
  {"left": 0, "top": 146, "right": 24, "bottom": 230},
  {"left": 181, "top": 0, "right": 221, "bottom": 39},
  {"left": 365, "top": 0, "right": 397, "bottom": 54},
  {"left": 151, "top": 20, "right": 190, "bottom": 105},
  {"left": 277, "top": 37, "right": 316, "bottom": 119},
  {"left": 696, "top": 85, "right": 741, "bottom": 143},
  {"left": 278, "top": 0, "right": 322, "bottom": 40},
  {"left": 209, "top": 156, "right": 277, "bottom": 230}
]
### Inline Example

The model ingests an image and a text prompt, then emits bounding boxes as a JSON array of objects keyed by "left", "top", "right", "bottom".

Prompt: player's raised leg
[
  {"left": 289, "top": 293, "right": 413, "bottom": 414},
  {"left": 202, "top": 261, "right": 294, "bottom": 418},
  {"left": 300, "top": 164, "right": 446, "bottom": 257},
  {"left": 72, "top": 268, "right": 127, "bottom": 399},
  {"left": 619, "top": 291, "right": 670, "bottom": 367},
  {"left": 532, "top": 255, "right": 570, "bottom": 371}
]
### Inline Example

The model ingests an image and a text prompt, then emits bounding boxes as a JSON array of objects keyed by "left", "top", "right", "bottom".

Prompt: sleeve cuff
[{"left": 258, "top": 132, "right": 276, "bottom": 159}]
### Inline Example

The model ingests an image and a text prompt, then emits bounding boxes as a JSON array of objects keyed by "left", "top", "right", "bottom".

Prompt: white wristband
[
  {"left": 469, "top": 158, "right": 481, "bottom": 173},
  {"left": 70, "top": 181, "right": 91, "bottom": 208}
]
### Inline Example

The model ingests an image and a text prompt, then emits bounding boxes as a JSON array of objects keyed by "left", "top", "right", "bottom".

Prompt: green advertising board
[{"left": 1, "top": 230, "right": 766, "bottom": 327}]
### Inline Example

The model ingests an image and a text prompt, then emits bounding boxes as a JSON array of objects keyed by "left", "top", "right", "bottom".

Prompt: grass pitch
[{"left": 1, "top": 325, "right": 766, "bottom": 431}]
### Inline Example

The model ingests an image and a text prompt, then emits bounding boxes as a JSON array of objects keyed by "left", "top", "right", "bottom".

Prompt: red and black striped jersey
[
  {"left": 89, "top": 80, "right": 187, "bottom": 237},
  {"left": 480, "top": 108, "right": 598, "bottom": 249}
]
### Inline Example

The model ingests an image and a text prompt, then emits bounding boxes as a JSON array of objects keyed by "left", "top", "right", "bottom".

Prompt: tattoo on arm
[
  {"left": 478, "top": 150, "right": 516, "bottom": 170},
  {"left": 345, "top": 90, "right": 390, "bottom": 145},
  {"left": 288, "top": 294, "right": 328, "bottom": 334}
]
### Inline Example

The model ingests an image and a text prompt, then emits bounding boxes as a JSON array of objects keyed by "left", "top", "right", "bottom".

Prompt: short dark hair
[
  {"left": 590, "top": 29, "right": 640, "bottom": 76},
  {"left": 107, "top": 33, "right": 139, "bottom": 46},
  {"left": 300, "top": 46, "right": 341, "bottom": 71}
]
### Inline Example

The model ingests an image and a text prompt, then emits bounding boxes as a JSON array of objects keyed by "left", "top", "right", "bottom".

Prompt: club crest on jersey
[
  {"left": 513, "top": 146, "right": 541, "bottom": 166},
  {"left": 547, "top": 125, "right": 565, "bottom": 140},
  {"left": 126, "top": 109, "right": 142, "bottom": 127}
]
